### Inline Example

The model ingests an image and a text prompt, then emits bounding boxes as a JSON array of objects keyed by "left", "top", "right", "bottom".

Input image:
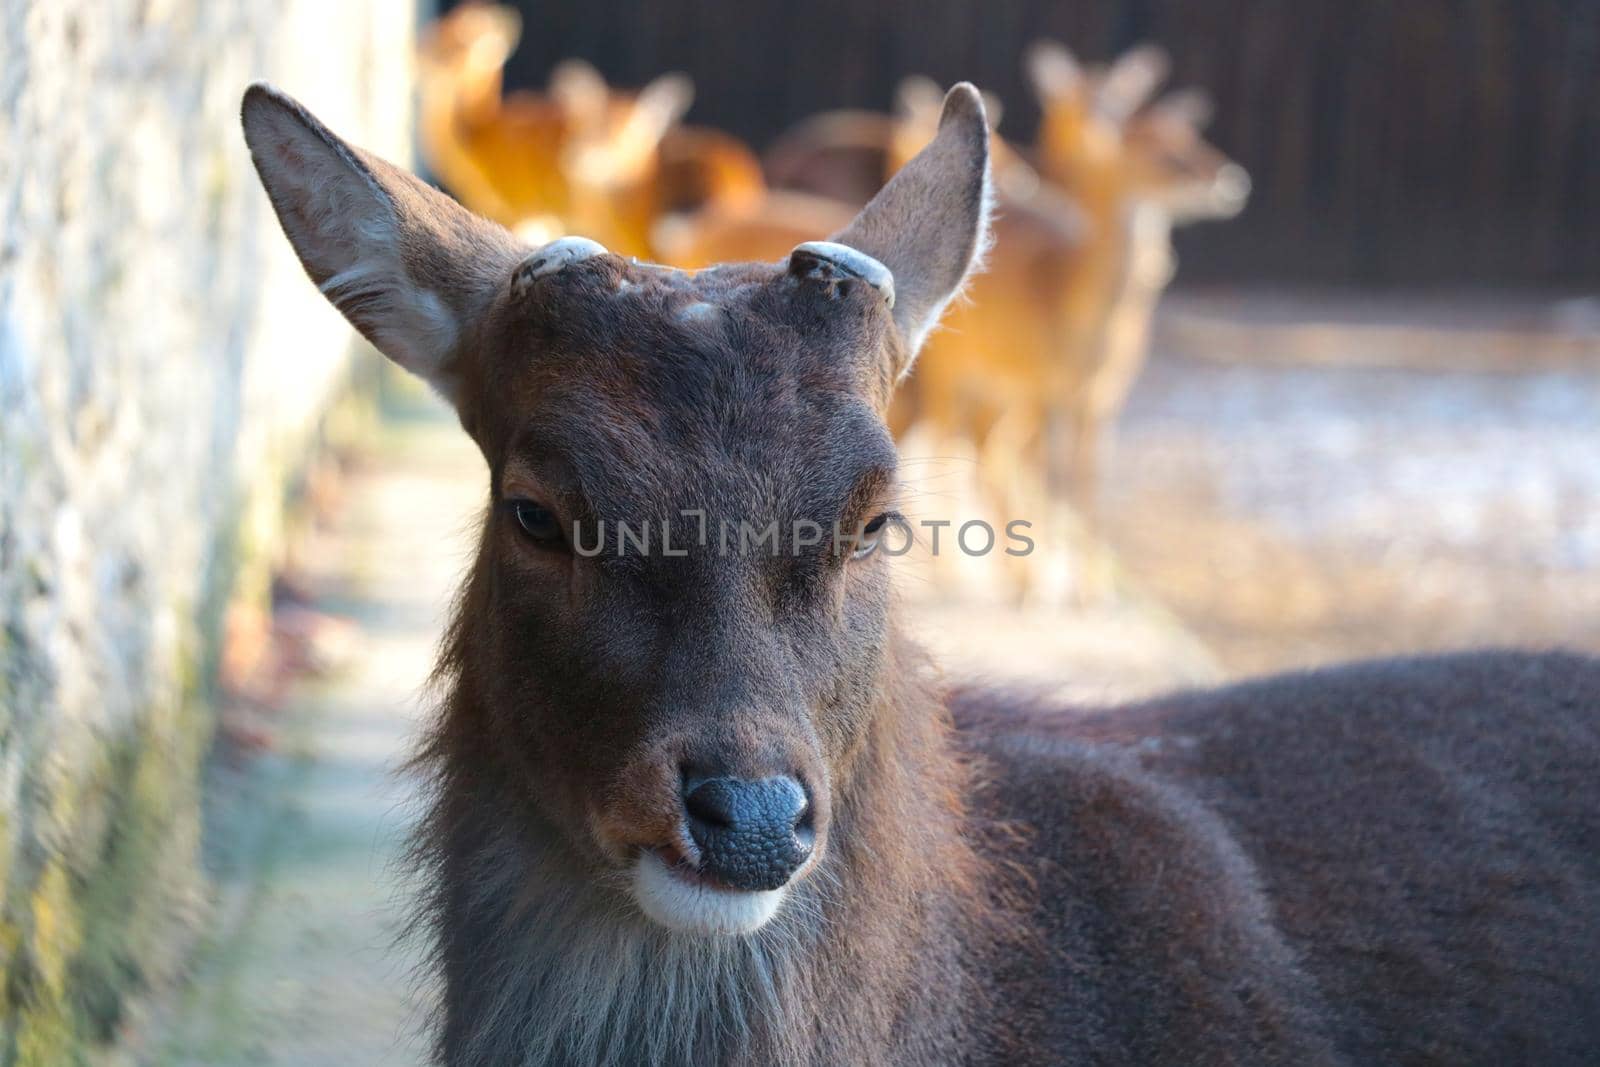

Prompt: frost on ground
[{"left": 1107, "top": 290, "right": 1600, "bottom": 674}]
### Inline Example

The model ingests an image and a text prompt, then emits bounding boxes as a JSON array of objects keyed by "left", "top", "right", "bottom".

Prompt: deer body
[
  {"left": 1026, "top": 43, "right": 1250, "bottom": 500},
  {"left": 964, "top": 649, "right": 1600, "bottom": 1064},
  {"left": 243, "top": 81, "right": 1600, "bottom": 1067}
]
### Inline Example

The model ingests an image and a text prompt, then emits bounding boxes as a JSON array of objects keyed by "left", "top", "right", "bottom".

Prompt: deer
[
  {"left": 1025, "top": 41, "right": 1250, "bottom": 503},
  {"left": 748, "top": 61, "right": 1247, "bottom": 597},
  {"left": 242, "top": 79, "right": 1600, "bottom": 1066},
  {"left": 418, "top": 2, "right": 762, "bottom": 256},
  {"left": 763, "top": 51, "right": 1249, "bottom": 515},
  {"left": 417, "top": 2, "right": 687, "bottom": 250}
]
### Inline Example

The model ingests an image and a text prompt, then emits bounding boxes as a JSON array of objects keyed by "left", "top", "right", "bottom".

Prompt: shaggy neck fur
[{"left": 411, "top": 601, "right": 1013, "bottom": 1067}]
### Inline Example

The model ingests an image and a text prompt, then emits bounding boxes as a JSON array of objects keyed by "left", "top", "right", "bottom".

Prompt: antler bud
[
  {"left": 788, "top": 241, "right": 896, "bottom": 308},
  {"left": 512, "top": 236, "right": 610, "bottom": 296}
]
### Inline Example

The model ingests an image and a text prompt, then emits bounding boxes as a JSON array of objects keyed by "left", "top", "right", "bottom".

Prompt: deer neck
[{"left": 790, "top": 628, "right": 1004, "bottom": 1061}]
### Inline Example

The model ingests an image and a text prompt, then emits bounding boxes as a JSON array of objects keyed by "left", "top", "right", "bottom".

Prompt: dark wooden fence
[{"left": 467, "top": 0, "right": 1600, "bottom": 285}]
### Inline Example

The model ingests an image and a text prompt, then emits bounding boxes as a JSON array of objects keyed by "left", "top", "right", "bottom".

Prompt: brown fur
[
  {"left": 243, "top": 81, "right": 1600, "bottom": 1066},
  {"left": 955, "top": 650, "right": 1600, "bottom": 1063}
]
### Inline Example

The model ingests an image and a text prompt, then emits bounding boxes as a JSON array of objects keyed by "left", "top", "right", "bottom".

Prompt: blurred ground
[
  {"left": 142, "top": 289, "right": 1599, "bottom": 1060},
  {"left": 1105, "top": 290, "right": 1600, "bottom": 674},
  {"left": 142, "top": 416, "right": 482, "bottom": 1067}
]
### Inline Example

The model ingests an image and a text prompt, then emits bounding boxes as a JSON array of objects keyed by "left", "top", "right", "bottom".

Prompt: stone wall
[{"left": 0, "top": 3, "right": 415, "bottom": 1062}]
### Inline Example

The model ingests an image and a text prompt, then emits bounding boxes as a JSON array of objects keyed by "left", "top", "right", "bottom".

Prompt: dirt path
[{"left": 147, "top": 413, "right": 484, "bottom": 1066}]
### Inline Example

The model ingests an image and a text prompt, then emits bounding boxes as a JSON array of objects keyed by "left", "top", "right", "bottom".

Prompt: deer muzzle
[{"left": 681, "top": 775, "right": 814, "bottom": 891}]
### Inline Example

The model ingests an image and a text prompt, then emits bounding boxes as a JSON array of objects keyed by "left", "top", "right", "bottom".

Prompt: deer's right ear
[
  {"left": 241, "top": 83, "right": 524, "bottom": 404},
  {"left": 829, "top": 82, "right": 992, "bottom": 372}
]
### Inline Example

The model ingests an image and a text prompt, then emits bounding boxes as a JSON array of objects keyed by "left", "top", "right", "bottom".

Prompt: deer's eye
[
  {"left": 509, "top": 500, "right": 564, "bottom": 548},
  {"left": 852, "top": 512, "right": 894, "bottom": 561}
]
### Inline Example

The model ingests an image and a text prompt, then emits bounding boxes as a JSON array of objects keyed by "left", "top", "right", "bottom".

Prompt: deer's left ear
[{"left": 828, "top": 82, "right": 992, "bottom": 376}]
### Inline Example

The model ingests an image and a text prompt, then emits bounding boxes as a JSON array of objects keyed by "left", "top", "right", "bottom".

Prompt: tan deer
[
  {"left": 1026, "top": 41, "right": 1250, "bottom": 500},
  {"left": 418, "top": 2, "right": 762, "bottom": 256},
  {"left": 243, "top": 80, "right": 1600, "bottom": 1066},
  {"left": 414, "top": 1, "right": 528, "bottom": 227},
  {"left": 765, "top": 52, "right": 1249, "bottom": 511},
  {"left": 417, "top": 3, "right": 689, "bottom": 251}
]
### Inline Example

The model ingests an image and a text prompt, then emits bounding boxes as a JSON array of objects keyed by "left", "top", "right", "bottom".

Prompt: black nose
[{"left": 682, "top": 775, "right": 813, "bottom": 891}]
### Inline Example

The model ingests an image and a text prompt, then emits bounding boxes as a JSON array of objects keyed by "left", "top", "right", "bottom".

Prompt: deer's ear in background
[
  {"left": 895, "top": 75, "right": 945, "bottom": 123},
  {"left": 549, "top": 59, "right": 611, "bottom": 129},
  {"left": 1151, "top": 87, "right": 1216, "bottom": 131},
  {"left": 634, "top": 72, "right": 695, "bottom": 138},
  {"left": 1025, "top": 40, "right": 1083, "bottom": 103},
  {"left": 1095, "top": 43, "right": 1171, "bottom": 125},
  {"left": 828, "top": 82, "right": 992, "bottom": 376},
  {"left": 240, "top": 82, "right": 524, "bottom": 405}
]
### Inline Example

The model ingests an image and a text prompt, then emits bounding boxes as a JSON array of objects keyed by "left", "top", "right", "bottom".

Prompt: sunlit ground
[{"left": 1106, "top": 289, "right": 1600, "bottom": 674}]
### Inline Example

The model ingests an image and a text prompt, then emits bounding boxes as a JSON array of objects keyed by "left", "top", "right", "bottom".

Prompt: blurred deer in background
[
  {"left": 756, "top": 50, "right": 1247, "bottom": 553},
  {"left": 651, "top": 188, "right": 853, "bottom": 269},
  {"left": 761, "top": 84, "right": 1021, "bottom": 205},
  {"left": 417, "top": 2, "right": 687, "bottom": 250},
  {"left": 646, "top": 86, "right": 1013, "bottom": 269},
  {"left": 415, "top": 2, "right": 527, "bottom": 226},
  {"left": 417, "top": 2, "right": 763, "bottom": 256},
  {"left": 1025, "top": 41, "right": 1250, "bottom": 503},
  {"left": 899, "top": 48, "right": 1249, "bottom": 523},
  {"left": 762, "top": 108, "right": 898, "bottom": 204}
]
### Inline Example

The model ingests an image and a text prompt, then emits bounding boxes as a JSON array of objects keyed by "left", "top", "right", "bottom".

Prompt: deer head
[
  {"left": 1026, "top": 40, "right": 1249, "bottom": 222},
  {"left": 1026, "top": 40, "right": 1138, "bottom": 176},
  {"left": 1121, "top": 89, "right": 1251, "bottom": 222},
  {"left": 242, "top": 81, "right": 990, "bottom": 935},
  {"left": 544, "top": 62, "right": 695, "bottom": 255}
]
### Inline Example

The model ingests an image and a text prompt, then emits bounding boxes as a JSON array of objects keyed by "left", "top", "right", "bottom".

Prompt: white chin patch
[{"left": 631, "top": 852, "right": 787, "bottom": 936}]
